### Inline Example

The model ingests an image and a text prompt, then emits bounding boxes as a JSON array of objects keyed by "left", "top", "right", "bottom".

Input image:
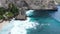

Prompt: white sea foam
[
  {"left": 10, "top": 17, "right": 39, "bottom": 34},
  {"left": 26, "top": 10, "right": 34, "bottom": 16}
]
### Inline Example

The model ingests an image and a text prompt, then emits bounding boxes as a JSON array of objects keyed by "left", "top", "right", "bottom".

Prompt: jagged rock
[{"left": 0, "top": 0, "right": 57, "bottom": 10}]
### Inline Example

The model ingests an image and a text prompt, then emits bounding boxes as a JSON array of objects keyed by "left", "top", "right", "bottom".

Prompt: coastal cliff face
[
  {"left": 25, "top": 0, "right": 56, "bottom": 9},
  {"left": 0, "top": 0, "right": 57, "bottom": 10},
  {"left": 56, "top": 0, "right": 60, "bottom": 5}
]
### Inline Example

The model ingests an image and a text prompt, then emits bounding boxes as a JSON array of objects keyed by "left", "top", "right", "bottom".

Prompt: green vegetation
[
  {"left": 5, "top": 12, "right": 14, "bottom": 18},
  {"left": 0, "top": 3, "right": 19, "bottom": 20},
  {"left": 0, "top": 7, "right": 6, "bottom": 15},
  {"left": 0, "top": 15, "right": 4, "bottom": 20},
  {"left": 8, "top": 3, "right": 19, "bottom": 15},
  {"left": 0, "top": 7, "right": 6, "bottom": 20}
]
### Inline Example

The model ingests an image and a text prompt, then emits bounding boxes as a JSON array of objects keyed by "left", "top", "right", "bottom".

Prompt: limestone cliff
[{"left": 0, "top": 0, "right": 57, "bottom": 10}]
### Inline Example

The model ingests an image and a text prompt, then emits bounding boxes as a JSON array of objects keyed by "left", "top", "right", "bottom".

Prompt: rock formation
[{"left": 0, "top": 0, "right": 57, "bottom": 10}]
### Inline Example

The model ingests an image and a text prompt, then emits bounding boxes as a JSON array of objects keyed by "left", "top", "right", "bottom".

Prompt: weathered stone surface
[
  {"left": 0, "top": 0, "right": 57, "bottom": 10},
  {"left": 25, "top": 0, "right": 57, "bottom": 10},
  {"left": 15, "top": 9, "right": 26, "bottom": 20}
]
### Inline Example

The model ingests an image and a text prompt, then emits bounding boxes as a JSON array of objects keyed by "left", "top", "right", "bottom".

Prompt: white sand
[{"left": 0, "top": 21, "right": 9, "bottom": 31}]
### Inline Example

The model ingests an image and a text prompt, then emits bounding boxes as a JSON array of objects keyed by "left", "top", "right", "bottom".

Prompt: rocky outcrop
[
  {"left": 0, "top": 0, "right": 57, "bottom": 10},
  {"left": 24, "top": 0, "right": 57, "bottom": 10}
]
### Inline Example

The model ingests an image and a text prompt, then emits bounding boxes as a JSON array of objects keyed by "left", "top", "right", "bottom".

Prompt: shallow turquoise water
[{"left": 1, "top": 6, "right": 60, "bottom": 34}]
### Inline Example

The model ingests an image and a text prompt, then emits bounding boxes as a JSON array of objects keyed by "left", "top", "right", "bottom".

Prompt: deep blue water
[{"left": 27, "top": 6, "right": 60, "bottom": 34}]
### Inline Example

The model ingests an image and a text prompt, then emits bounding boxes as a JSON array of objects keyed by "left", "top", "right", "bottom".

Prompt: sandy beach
[{"left": 0, "top": 21, "right": 9, "bottom": 31}]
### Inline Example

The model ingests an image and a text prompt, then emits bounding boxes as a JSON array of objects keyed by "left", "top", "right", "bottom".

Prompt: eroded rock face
[
  {"left": 0, "top": 0, "right": 57, "bottom": 10},
  {"left": 25, "top": 0, "right": 56, "bottom": 9},
  {"left": 0, "top": 0, "right": 8, "bottom": 8}
]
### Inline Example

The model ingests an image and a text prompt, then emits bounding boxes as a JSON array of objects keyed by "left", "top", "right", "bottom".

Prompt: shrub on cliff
[
  {"left": 0, "top": 7, "right": 6, "bottom": 15},
  {"left": 4, "top": 12, "right": 14, "bottom": 18},
  {"left": 8, "top": 3, "right": 19, "bottom": 15},
  {"left": 0, "top": 3, "right": 19, "bottom": 20},
  {"left": 0, "top": 15, "right": 4, "bottom": 20}
]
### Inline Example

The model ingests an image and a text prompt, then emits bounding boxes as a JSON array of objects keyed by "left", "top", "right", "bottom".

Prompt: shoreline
[{"left": 0, "top": 21, "right": 9, "bottom": 31}]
